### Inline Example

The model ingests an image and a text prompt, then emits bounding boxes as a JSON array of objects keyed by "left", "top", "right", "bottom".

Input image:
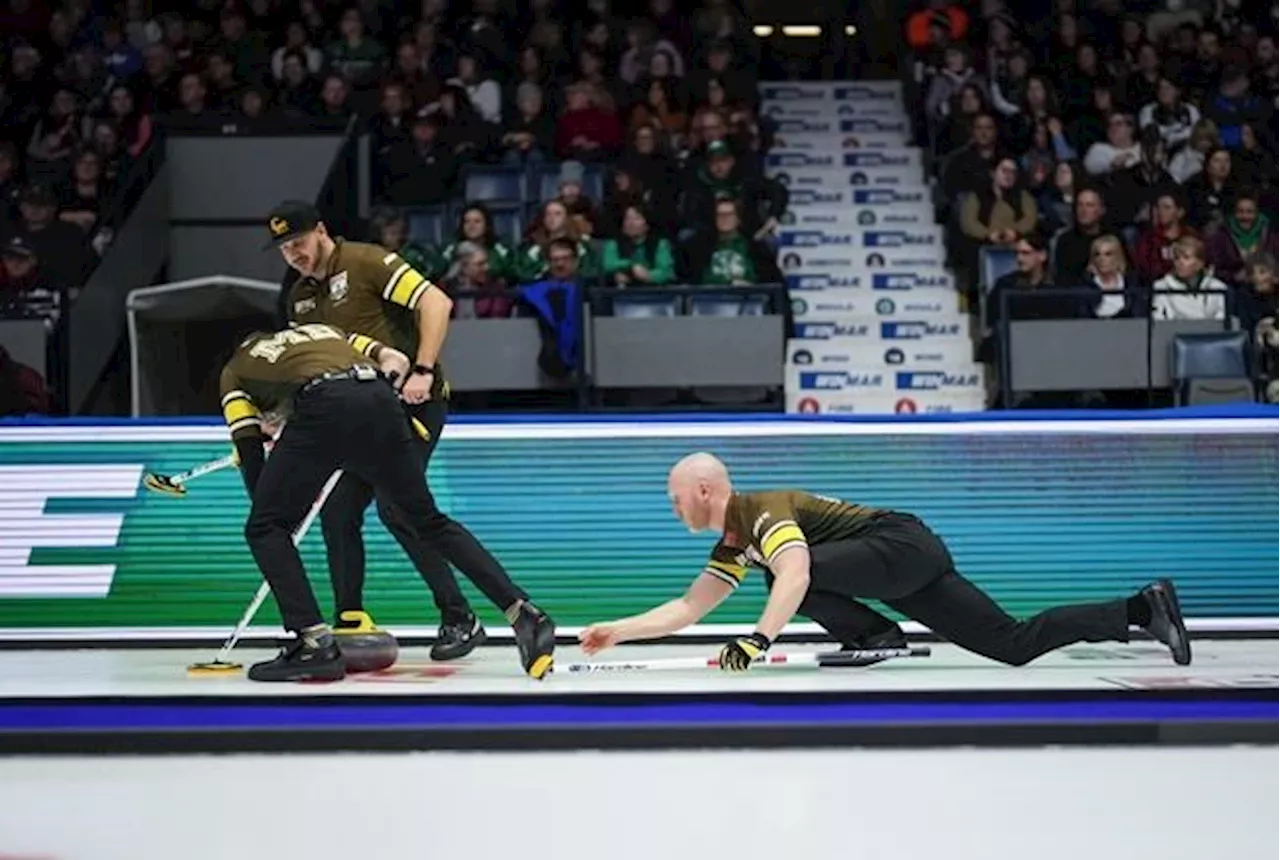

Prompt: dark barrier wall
[{"left": 166, "top": 133, "right": 348, "bottom": 282}]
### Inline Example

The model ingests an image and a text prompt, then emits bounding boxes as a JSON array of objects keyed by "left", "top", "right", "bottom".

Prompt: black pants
[
  {"left": 244, "top": 379, "right": 526, "bottom": 633},
  {"left": 770, "top": 514, "right": 1130, "bottom": 666},
  {"left": 319, "top": 391, "right": 472, "bottom": 621}
]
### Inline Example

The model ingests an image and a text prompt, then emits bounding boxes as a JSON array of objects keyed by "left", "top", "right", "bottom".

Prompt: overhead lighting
[
  {"left": 845, "top": 25, "right": 857, "bottom": 35},
  {"left": 781, "top": 25, "right": 822, "bottom": 37},
  {"left": 752, "top": 24, "right": 774, "bottom": 36}
]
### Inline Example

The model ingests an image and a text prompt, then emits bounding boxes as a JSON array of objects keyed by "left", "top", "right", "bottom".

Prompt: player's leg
[
  {"left": 241, "top": 419, "right": 345, "bottom": 682},
  {"left": 319, "top": 471, "right": 378, "bottom": 620},
  {"left": 371, "top": 396, "right": 480, "bottom": 658},
  {"left": 762, "top": 567, "right": 904, "bottom": 648},
  {"left": 893, "top": 569, "right": 1190, "bottom": 666},
  {"left": 347, "top": 385, "right": 556, "bottom": 678}
]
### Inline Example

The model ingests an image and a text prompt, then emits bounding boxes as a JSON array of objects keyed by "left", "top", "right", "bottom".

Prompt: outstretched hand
[{"left": 578, "top": 623, "right": 621, "bottom": 655}]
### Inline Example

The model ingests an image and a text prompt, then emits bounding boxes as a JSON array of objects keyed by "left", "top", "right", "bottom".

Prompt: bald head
[
  {"left": 669, "top": 452, "right": 730, "bottom": 488},
  {"left": 667, "top": 452, "right": 732, "bottom": 533}
]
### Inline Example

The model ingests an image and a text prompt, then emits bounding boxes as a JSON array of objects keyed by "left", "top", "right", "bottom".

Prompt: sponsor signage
[
  {"left": 768, "top": 163, "right": 922, "bottom": 187},
  {"left": 787, "top": 338, "right": 975, "bottom": 368},
  {"left": 777, "top": 228, "right": 943, "bottom": 250},
  {"left": 786, "top": 390, "right": 987, "bottom": 415},
  {"left": 777, "top": 246, "right": 947, "bottom": 272},
  {"left": 780, "top": 204, "right": 936, "bottom": 228}
]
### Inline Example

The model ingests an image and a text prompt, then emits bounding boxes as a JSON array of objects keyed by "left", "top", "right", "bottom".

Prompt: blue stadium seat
[
  {"left": 1171, "top": 331, "right": 1255, "bottom": 406},
  {"left": 488, "top": 208, "right": 524, "bottom": 246},
  {"left": 688, "top": 293, "right": 768, "bottom": 316},
  {"left": 535, "top": 163, "right": 605, "bottom": 203},
  {"left": 464, "top": 167, "right": 527, "bottom": 207},
  {"left": 980, "top": 246, "right": 1017, "bottom": 293},
  {"left": 405, "top": 206, "right": 448, "bottom": 246},
  {"left": 612, "top": 296, "right": 681, "bottom": 317}
]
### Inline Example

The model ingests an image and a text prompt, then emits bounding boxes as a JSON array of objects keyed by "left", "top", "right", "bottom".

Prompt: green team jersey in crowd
[
  {"left": 427, "top": 240, "right": 517, "bottom": 282},
  {"left": 218, "top": 323, "right": 387, "bottom": 441},
  {"left": 514, "top": 238, "right": 599, "bottom": 283},
  {"left": 702, "top": 490, "right": 891, "bottom": 588},
  {"left": 324, "top": 37, "right": 386, "bottom": 87},
  {"left": 701, "top": 234, "right": 757, "bottom": 285},
  {"left": 601, "top": 237, "right": 676, "bottom": 284}
]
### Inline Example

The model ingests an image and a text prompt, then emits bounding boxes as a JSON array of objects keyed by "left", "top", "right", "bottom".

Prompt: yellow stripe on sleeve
[
  {"left": 220, "top": 390, "right": 261, "bottom": 434},
  {"left": 346, "top": 333, "right": 378, "bottom": 357},
  {"left": 760, "top": 521, "right": 806, "bottom": 562},
  {"left": 382, "top": 263, "right": 430, "bottom": 309},
  {"left": 704, "top": 560, "right": 747, "bottom": 587}
]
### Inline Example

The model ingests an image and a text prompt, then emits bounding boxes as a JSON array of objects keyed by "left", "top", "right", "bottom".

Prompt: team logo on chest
[
  {"left": 294, "top": 298, "right": 316, "bottom": 314},
  {"left": 329, "top": 271, "right": 349, "bottom": 302}
]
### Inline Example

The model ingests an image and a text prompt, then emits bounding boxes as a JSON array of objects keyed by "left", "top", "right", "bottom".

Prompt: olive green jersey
[
  {"left": 218, "top": 323, "right": 385, "bottom": 441},
  {"left": 702, "top": 490, "right": 888, "bottom": 588},
  {"left": 285, "top": 238, "right": 445, "bottom": 398}
]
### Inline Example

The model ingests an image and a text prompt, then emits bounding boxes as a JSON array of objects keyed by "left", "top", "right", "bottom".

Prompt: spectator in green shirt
[
  {"left": 601, "top": 204, "right": 675, "bottom": 287},
  {"left": 428, "top": 203, "right": 517, "bottom": 283},
  {"left": 515, "top": 199, "right": 599, "bottom": 283},
  {"left": 368, "top": 207, "right": 434, "bottom": 276},
  {"left": 325, "top": 7, "right": 387, "bottom": 92},
  {"left": 680, "top": 197, "right": 783, "bottom": 285}
]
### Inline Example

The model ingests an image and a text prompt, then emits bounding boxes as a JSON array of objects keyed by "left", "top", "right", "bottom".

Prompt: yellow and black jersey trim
[
  {"left": 702, "top": 559, "right": 748, "bottom": 588},
  {"left": 380, "top": 254, "right": 431, "bottom": 309},
  {"left": 346, "top": 333, "right": 381, "bottom": 359},
  {"left": 759, "top": 519, "right": 807, "bottom": 564},
  {"left": 220, "top": 389, "right": 262, "bottom": 436}
]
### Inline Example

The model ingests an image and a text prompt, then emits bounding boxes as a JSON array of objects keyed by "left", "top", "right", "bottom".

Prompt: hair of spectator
[
  {"left": 547, "top": 237, "right": 577, "bottom": 258},
  {"left": 447, "top": 241, "right": 485, "bottom": 280},
  {"left": 456, "top": 203, "right": 498, "bottom": 245},
  {"left": 1246, "top": 252, "right": 1277, "bottom": 278},
  {"left": 1021, "top": 229, "right": 1049, "bottom": 253},
  {"left": 1173, "top": 235, "right": 1207, "bottom": 263}
]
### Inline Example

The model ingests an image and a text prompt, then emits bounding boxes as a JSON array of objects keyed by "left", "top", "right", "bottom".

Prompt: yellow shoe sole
[{"left": 528, "top": 654, "right": 553, "bottom": 680}]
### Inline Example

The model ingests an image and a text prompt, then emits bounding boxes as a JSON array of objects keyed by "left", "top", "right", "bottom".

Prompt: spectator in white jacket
[
  {"left": 1084, "top": 111, "right": 1142, "bottom": 177},
  {"left": 1151, "top": 235, "right": 1228, "bottom": 320},
  {"left": 449, "top": 52, "right": 503, "bottom": 125},
  {"left": 1138, "top": 78, "right": 1201, "bottom": 153},
  {"left": 926, "top": 45, "right": 987, "bottom": 122},
  {"left": 1167, "top": 118, "right": 1220, "bottom": 183}
]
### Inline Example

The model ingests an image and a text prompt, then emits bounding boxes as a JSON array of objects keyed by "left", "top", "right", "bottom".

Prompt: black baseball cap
[{"left": 264, "top": 200, "right": 321, "bottom": 248}]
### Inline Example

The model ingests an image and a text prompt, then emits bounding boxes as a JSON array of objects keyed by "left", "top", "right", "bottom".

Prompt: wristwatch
[{"left": 411, "top": 364, "right": 433, "bottom": 377}]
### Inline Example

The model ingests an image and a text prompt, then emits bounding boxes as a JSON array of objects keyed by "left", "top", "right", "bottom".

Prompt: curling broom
[
  {"left": 187, "top": 469, "right": 344, "bottom": 676},
  {"left": 553, "top": 644, "right": 931, "bottom": 674}
]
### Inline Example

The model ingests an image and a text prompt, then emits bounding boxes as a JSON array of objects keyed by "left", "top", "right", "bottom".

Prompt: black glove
[{"left": 718, "top": 632, "right": 771, "bottom": 672}]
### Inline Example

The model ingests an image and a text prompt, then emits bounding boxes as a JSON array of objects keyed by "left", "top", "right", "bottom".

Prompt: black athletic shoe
[
  {"left": 512, "top": 602, "right": 556, "bottom": 680},
  {"left": 839, "top": 626, "right": 909, "bottom": 665},
  {"left": 1140, "top": 579, "right": 1192, "bottom": 666},
  {"left": 431, "top": 614, "right": 487, "bottom": 661},
  {"left": 247, "top": 637, "right": 346, "bottom": 682}
]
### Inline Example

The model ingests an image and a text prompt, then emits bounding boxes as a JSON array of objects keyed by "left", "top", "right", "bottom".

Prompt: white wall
[{"left": 0, "top": 746, "right": 1275, "bottom": 860}]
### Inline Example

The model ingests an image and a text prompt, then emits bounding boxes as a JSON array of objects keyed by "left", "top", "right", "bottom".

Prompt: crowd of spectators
[
  {"left": 908, "top": 0, "right": 1279, "bottom": 402},
  {"left": 1, "top": 0, "right": 789, "bottom": 414}
]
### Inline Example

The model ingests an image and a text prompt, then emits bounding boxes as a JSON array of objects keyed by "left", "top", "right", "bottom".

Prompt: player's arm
[
  {"left": 718, "top": 507, "right": 810, "bottom": 671},
  {"left": 602, "top": 571, "right": 735, "bottom": 644},
  {"left": 218, "top": 367, "right": 266, "bottom": 495},
  {"left": 377, "top": 250, "right": 453, "bottom": 373},
  {"left": 346, "top": 332, "right": 410, "bottom": 381}
]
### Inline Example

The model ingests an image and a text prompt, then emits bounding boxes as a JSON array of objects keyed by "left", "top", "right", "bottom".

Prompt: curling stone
[{"left": 333, "top": 610, "right": 399, "bottom": 673}]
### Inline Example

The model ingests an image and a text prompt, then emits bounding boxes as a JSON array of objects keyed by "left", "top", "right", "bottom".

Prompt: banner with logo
[
  {"left": 785, "top": 271, "right": 957, "bottom": 291},
  {"left": 781, "top": 203, "right": 937, "bottom": 228},
  {"left": 767, "top": 149, "right": 923, "bottom": 169},
  {"left": 769, "top": 164, "right": 921, "bottom": 188},
  {"left": 778, "top": 227, "right": 944, "bottom": 251},
  {"left": 790, "top": 291, "right": 963, "bottom": 321},
  {"left": 787, "top": 337, "right": 976, "bottom": 368},
  {"left": 759, "top": 81, "right": 903, "bottom": 102},
  {"left": 787, "top": 390, "right": 988, "bottom": 415},
  {"left": 764, "top": 103, "right": 904, "bottom": 122},
  {"left": 788, "top": 367, "right": 987, "bottom": 397},
  {"left": 777, "top": 246, "right": 947, "bottom": 273},
  {"left": 767, "top": 120, "right": 909, "bottom": 147},
  {"left": 0, "top": 419, "right": 1274, "bottom": 635},
  {"left": 786, "top": 187, "right": 932, "bottom": 208}
]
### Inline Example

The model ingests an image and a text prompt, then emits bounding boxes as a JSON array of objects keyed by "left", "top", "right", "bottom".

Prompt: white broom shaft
[
  {"left": 554, "top": 651, "right": 822, "bottom": 674},
  {"left": 173, "top": 453, "right": 238, "bottom": 484},
  {"left": 214, "top": 469, "right": 343, "bottom": 660}
]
